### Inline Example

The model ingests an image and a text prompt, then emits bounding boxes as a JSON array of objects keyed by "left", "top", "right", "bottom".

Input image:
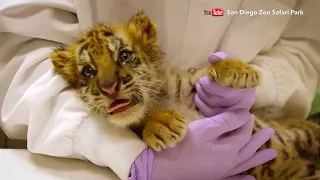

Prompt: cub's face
[{"left": 51, "top": 12, "right": 164, "bottom": 127}]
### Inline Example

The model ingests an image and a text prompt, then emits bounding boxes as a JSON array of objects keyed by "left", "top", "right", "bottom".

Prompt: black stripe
[
  {"left": 278, "top": 167, "right": 290, "bottom": 178},
  {"left": 307, "top": 164, "right": 316, "bottom": 176},
  {"left": 122, "top": 74, "right": 133, "bottom": 85},
  {"left": 188, "top": 78, "right": 196, "bottom": 94},
  {"left": 302, "top": 127, "right": 313, "bottom": 146},
  {"left": 116, "top": 37, "right": 125, "bottom": 48},
  {"left": 102, "top": 30, "right": 114, "bottom": 37},
  {"left": 83, "top": 87, "right": 89, "bottom": 93},
  {"left": 275, "top": 132, "right": 286, "bottom": 146},
  {"left": 123, "top": 83, "right": 133, "bottom": 90},
  {"left": 89, "top": 54, "right": 95, "bottom": 64},
  {"left": 134, "top": 59, "right": 142, "bottom": 66},
  {"left": 132, "top": 89, "right": 144, "bottom": 103},
  {"left": 254, "top": 120, "right": 263, "bottom": 129},
  {"left": 54, "top": 46, "right": 66, "bottom": 52},
  {"left": 175, "top": 75, "right": 181, "bottom": 101},
  {"left": 91, "top": 88, "right": 100, "bottom": 96},
  {"left": 96, "top": 35, "right": 102, "bottom": 44},
  {"left": 77, "top": 38, "right": 85, "bottom": 44},
  {"left": 80, "top": 95, "right": 89, "bottom": 102},
  {"left": 264, "top": 158, "right": 276, "bottom": 166},
  {"left": 288, "top": 169, "right": 299, "bottom": 178},
  {"left": 93, "top": 97, "right": 101, "bottom": 101},
  {"left": 159, "top": 89, "right": 167, "bottom": 97},
  {"left": 87, "top": 30, "right": 94, "bottom": 37},
  {"left": 54, "top": 63, "right": 64, "bottom": 69},
  {"left": 292, "top": 130, "right": 315, "bottom": 161},
  {"left": 106, "top": 44, "right": 114, "bottom": 59},
  {"left": 282, "top": 149, "right": 289, "bottom": 161},
  {"left": 79, "top": 43, "right": 89, "bottom": 56},
  {"left": 293, "top": 131, "right": 302, "bottom": 151},
  {"left": 261, "top": 167, "right": 274, "bottom": 178},
  {"left": 265, "top": 139, "right": 272, "bottom": 149}
]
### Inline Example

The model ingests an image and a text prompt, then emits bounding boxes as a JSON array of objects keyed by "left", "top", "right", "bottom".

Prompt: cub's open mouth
[{"left": 106, "top": 99, "right": 132, "bottom": 114}]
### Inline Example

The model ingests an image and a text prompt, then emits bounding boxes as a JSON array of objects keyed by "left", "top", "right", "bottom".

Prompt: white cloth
[
  {"left": 0, "top": 149, "right": 119, "bottom": 180},
  {"left": 0, "top": 0, "right": 319, "bottom": 180}
]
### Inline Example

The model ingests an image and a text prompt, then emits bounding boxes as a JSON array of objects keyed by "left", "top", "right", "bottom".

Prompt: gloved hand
[
  {"left": 129, "top": 110, "right": 277, "bottom": 180},
  {"left": 195, "top": 52, "right": 256, "bottom": 117}
]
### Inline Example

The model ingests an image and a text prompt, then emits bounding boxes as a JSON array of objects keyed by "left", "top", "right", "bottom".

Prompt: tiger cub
[{"left": 51, "top": 12, "right": 320, "bottom": 180}]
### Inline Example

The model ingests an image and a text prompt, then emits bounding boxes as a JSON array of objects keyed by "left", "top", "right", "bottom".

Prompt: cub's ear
[
  {"left": 51, "top": 47, "right": 79, "bottom": 86},
  {"left": 128, "top": 11, "right": 157, "bottom": 43}
]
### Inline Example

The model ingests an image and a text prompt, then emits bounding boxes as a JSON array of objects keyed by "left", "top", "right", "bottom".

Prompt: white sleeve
[
  {"left": 0, "top": 1, "right": 146, "bottom": 180},
  {"left": 249, "top": 0, "right": 320, "bottom": 119}
]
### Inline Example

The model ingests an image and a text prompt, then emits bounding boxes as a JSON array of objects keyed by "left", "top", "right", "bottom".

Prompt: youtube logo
[{"left": 204, "top": 8, "right": 224, "bottom": 16}]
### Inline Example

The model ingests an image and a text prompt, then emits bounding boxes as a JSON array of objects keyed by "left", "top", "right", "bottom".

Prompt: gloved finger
[
  {"left": 196, "top": 83, "right": 241, "bottom": 107},
  {"left": 221, "top": 175, "right": 255, "bottom": 180},
  {"left": 194, "top": 94, "right": 225, "bottom": 116},
  {"left": 198, "top": 77, "right": 247, "bottom": 97},
  {"left": 223, "top": 91, "right": 256, "bottom": 111},
  {"left": 196, "top": 81, "right": 256, "bottom": 110},
  {"left": 237, "top": 128, "right": 275, "bottom": 162},
  {"left": 225, "top": 149, "right": 278, "bottom": 177},
  {"left": 190, "top": 109, "right": 251, "bottom": 141},
  {"left": 216, "top": 115, "right": 255, "bottom": 150},
  {"left": 208, "top": 52, "right": 230, "bottom": 64}
]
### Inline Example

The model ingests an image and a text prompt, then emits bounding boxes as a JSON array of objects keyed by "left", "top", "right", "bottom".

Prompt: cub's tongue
[{"left": 107, "top": 99, "right": 131, "bottom": 113}]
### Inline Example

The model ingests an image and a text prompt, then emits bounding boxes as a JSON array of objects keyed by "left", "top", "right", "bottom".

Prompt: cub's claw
[
  {"left": 142, "top": 108, "right": 187, "bottom": 151},
  {"left": 207, "top": 58, "right": 261, "bottom": 89}
]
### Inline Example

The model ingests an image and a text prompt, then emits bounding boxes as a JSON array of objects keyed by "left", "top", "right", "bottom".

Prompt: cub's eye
[
  {"left": 81, "top": 65, "right": 96, "bottom": 77},
  {"left": 119, "top": 51, "right": 133, "bottom": 62}
]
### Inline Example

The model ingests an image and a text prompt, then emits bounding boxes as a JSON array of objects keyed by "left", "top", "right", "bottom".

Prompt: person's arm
[
  {"left": 0, "top": 1, "right": 146, "bottom": 179},
  {"left": 249, "top": 1, "right": 320, "bottom": 119}
]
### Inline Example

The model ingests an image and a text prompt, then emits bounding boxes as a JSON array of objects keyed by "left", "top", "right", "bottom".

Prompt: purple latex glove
[
  {"left": 129, "top": 110, "right": 277, "bottom": 180},
  {"left": 195, "top": 52, "right": 255, "bottom": 117}
]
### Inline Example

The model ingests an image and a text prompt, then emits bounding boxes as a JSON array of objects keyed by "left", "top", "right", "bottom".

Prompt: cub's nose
[{"left": 100, "top": 78, "right": 119, "bottom": 96}]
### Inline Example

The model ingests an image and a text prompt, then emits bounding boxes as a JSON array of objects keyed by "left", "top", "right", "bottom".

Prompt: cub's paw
[
  {"left": 142, "top": 108, "right": 187, "bottom": 151},
  {"left": 207, "top": 58, "right": 261, "bottom": 88}
]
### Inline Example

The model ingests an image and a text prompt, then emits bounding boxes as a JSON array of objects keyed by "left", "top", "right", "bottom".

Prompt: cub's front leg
[
  {"left": 142, "top": 108, "right": 187, "bottom": 151},
  {"left": 207, "top": 58, "right": 261, "bottom": 88}
]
